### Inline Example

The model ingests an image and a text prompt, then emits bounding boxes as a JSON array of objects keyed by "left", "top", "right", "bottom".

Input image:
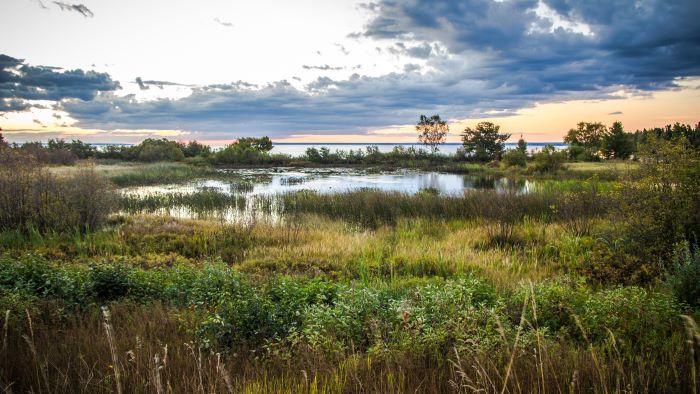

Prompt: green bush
[
  {"left": 530, "top": 145, "right": 567, "bottom": 173},
  {"left": 89, "top": 264, "right": 131, "bottom": 302},
  {"left": 666, "top": 241, "right": 700, "bottom": 308},
  {"left": 502, "top": 149, "right": 527, "bottom": 167}
]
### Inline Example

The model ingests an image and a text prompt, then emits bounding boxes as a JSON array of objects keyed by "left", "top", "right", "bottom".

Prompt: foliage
[
  {"left": 502, "top": 149, "right": 527, "bottom": 167},
  {"left": 602, "top": 121, "right": 634, "bottom": 159},
  {"left": 564, "top": 122, "right": 608, "bottom": 161},
  {"left": 666, "top": 241, "right": 700, "bottom": 308},
  {"left": 0, "top": 154, "right": 116, "bottom": 233},
  {"left": 137, "top": 138, "right": 186, "bottom": 162},
  {"left": 584, "top": 136, "right": 700, "bottom": 284},
  {"left": 530, "top": 144, "right": 566, "bottom": 173},
  {"left": 416, "top": 114, "right": 449, "bottom": 153},
  {"left": 214, "top": 136, "right": 284, "bottom": 164},
  {"left": 460, "top": 122, "right": 510, "bottom": 162},
  {"left": 180, "top": 140, "right": 212, "bottom": 158},
  {"left": 634, "top": 121, "right": 700, "bottom": 149}
]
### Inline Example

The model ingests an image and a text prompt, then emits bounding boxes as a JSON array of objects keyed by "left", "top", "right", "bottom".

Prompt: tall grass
[
  {"left": 0, "top": 268, "right": 695, "bottom": 393},
  {"left": 106, "top": 163, "right": 215, "bottom": 187},
  {"left": 120, "top": 190, "right": 246, "bottom": 213}
]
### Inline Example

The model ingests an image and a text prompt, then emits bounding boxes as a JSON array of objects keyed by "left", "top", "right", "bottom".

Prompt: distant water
[
  {"left": 267, "top": 142, "right": 566, "bottom": 157},
  {"left": 91, "top": 142, "right": 566, "bottom": 156}
]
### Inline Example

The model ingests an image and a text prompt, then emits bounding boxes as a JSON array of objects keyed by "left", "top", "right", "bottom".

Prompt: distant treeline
[{"left": 0, "top": 121, "right": 697, "bottom": 166}]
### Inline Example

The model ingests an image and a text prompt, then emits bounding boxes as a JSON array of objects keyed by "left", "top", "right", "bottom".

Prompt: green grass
[{"left": 108, "top": 162, "right": 216, "bottom": 186}]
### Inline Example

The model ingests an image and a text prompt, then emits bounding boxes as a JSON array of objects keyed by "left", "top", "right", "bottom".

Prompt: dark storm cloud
[
  {"left": 60, "top": 68, "right": 612, "bottom": 138},
  {"left": 52, "top": 2, "right": 93, "bottom": 17},
  {"left": 0, "top": 54, "right": 119, "bottom": 106},
  {"left": 362, "top": 0, "right": 700, "bottom": 92}
]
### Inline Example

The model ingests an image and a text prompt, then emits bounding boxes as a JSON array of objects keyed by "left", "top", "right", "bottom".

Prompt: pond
[
  {"left": 121, "top": 168, "right": 535, "bottom": 223},
  {"left": 124, "top": 167, "right": 534, "bottom": 196}
]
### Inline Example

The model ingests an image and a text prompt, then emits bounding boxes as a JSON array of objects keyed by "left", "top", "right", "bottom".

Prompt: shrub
[
  {"left": 502, "top": 149, "right": 527, "bottom": 167},
  {"left": 666, "top": 241, "right": 700, "bottom": 308},
  {"left": 530, "top": 145, "right": 567, "bottom": 173},
  {"left": 137, "top": 138, "right": 185, "bottom": 162},
  {"left": 89, "top": 264, "right": 131, "bottom": 301},
  {"left": 0, "top": 156, "right": 116, "bottom": 233}
]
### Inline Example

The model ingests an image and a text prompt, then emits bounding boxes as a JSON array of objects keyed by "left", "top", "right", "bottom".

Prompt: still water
[
  {"left": 124, "top": 167, "right": 534, "bottom": 198},
  {"left": 122, "top": 168, "right": 535, "bottom": 223}
]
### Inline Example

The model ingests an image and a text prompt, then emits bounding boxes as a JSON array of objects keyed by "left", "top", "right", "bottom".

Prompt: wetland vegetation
[{"left": 0, "top": 121, "right": 699, "bottom": 393}]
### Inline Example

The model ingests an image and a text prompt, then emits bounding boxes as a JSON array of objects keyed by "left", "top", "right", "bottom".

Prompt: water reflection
[{"left": 122, "top": 168, "right": 535, "bottom": 223}]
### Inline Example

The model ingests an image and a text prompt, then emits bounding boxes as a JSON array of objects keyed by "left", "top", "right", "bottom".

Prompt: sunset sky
[{"left": 1, "top": 0, "right": 699, "bottom": 143}]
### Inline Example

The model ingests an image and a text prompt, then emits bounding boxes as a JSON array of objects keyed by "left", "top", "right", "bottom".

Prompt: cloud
[
  {"left": 360, "top": 0, "right": 700, "bottom": 92},
  {"left": 0, "top": 54, "right": 120, "bottom": 109},
  {"left": 7, "top": 0, "right": 700, "bottom": 141},
  {"left": 135, "top": 77, "right": 149, "bottom": 90},
  {"left": 213, "top": 17, "right": 233, "bottom": 28},
  {"left": 608, "top": 111, "right": 623, "bottom": 115},
  {"left": 60, "top": 66, "right": 619, "bottom": 139},
  {"left": 334, "top": 43, "right": 350, "bottom": 55},
  {"left": 387, "top": 42, "right": 436, "bottom": 59},
  {"left": 52, "top": 2, "right": 93, "bottom": 17},
  {"left": 302, "top": 64, "right": 344, "bottom": 71}
]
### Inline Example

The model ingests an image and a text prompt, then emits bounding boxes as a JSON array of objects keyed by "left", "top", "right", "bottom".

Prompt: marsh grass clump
[
  {"left": 120, "top": 190, "right": 246, "bottom": 214},
  {"left": 108, "top": 163, "right": 215, "bottom": 187},
  {"left": 277, "top": 189, "right": 558, "bottom": 244}
]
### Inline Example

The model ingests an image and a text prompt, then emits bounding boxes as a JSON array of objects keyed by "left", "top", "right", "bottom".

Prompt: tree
[
  {"left": 137, "top": 138, "right": 185, "bottom": 162},
  {"left": 603, "top": 121, "right": 634, "bottom": 159},
  {"left": 564, "top": 122, "right": 608, "bottom": 161},
  {"left": 237, "top": 136, "right": 273, "bottom": 152},
  {"left": 516, "top": 134, "right": 527, "bottom": 153},
  {"left": 460, "top": 122, "right": 510, "bottom": 162},
  {"left": 0, "top": 131, "right": 7, "bottom": 148},
  {"left": 181, "top": 140, "right": 212, "bottom": 158},
  {"left": 416, "top": 114, "right": 448, "bottom": 153}
]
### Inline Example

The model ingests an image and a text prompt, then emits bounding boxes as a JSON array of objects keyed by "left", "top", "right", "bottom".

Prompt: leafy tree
[
  {"left": 633, "top": 122, "right": 700, "bottom": 149},
  {"left": 416, "top": 114, "right": 448, "bottom": 153},
  {"left": 137, "top": 138, "right": 185, "bottom": 162},
  {"left": 602, "top": 121, "right": 634, "bottom": 159},
  {"left": 68, "top": 140, "right": 97, "bottom": 159},
  {"left": 564, "top": 122, "right": 608, "bottom": 161},
  {"left": 181, "top": 140, "right": 212, "bottom": 158},
  {"left": 0, "top": 132, "right": 8, "bottom": 148},
  {"left": 460, "top": 122, "right": 510, "bottom": 162},
  {"left": 237, "top": 137, "right": 273, "bottom": 152},
  {"left": 215, "top": 136, "right": 275, "bottom": 164}
]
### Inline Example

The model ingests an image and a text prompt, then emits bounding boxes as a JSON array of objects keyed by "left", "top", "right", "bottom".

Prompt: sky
[{"left": 1, "top": 0, "right": 699, "bottom": 144}]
